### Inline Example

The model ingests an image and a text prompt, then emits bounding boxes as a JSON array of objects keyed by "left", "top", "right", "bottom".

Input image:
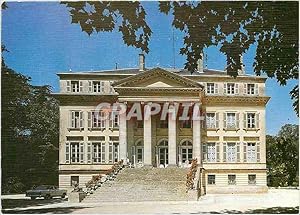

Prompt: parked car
[{"left": 26, "top": 185, "right": 67, "bottom": 200}]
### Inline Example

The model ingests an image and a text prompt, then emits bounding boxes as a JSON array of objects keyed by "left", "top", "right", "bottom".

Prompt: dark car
[{"left": 25, "top": 185, "right": 67, "bottom": 200}]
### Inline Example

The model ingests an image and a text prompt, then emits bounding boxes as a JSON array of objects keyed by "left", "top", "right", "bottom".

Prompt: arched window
[
  {"left": 180, "top": 139, "right": 193, "bottom": 164},
  {"left": 158, "top": 139, "right": 168, "bottom": 147}
]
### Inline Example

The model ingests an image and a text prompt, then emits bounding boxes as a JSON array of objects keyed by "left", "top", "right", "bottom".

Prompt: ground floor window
[
  {"left": 70, "top": 142, "right": 80, "bottom": 163},
  {"left": 228, "top": 174, "right": 236, "bottom": 185},
  {"left": 109, "top": 137, "right": 119, "bottom": 163},
  {"left": 208, "top": 175, "right": 216, "bottom": 185},
  {"left": 180, "top": 140, "right": 193, "bottom": 164},
  {"left": 92, "top": 142, "right": 105, "bottom": 163},
  {"left": 248, "top": 174, "right": 256, "bottom": 185},
  {"left": 70, "top": 176, "right": 79, "bottom": 188}
]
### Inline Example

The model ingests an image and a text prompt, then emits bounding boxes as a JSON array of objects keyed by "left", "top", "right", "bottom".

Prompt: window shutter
[
  {"left": 65, "top": 142, "right": 70, "bottom": 164},
  {"left": 216, "top": 113, "right": 219, "bottom": 129},
  {"left": 255, "top": 84, "right": 259, "bottom": 95},
  {"left": 236, "top": 113, "right": 240, "bottom": 129},
  {"left": 100, "top": 112, "right": 106, "bottom": 129},
  {"left": 109, "top": 112, "right": 113, "bottom": 129},
  {"left": 256, "top": 142, "right": 260, "bottom": 162},
  {"left": 79, "top": 81, "right": 83, "bottom": 92},
  {"left": 256, "top": 113, "right": 260, "bottom": 129},
  {"left": 202, "top": 143, "right": 207, "bottom": 162},
  {"left": 80, "top": 142, "right": 84, "bottom": 163},
  {"left": 223, "top": 113, "right": 227, "bottom": 129},
  {"left": 236, "top": 142, "right": 240, "bottom": 162},
  {"left": 223, "top": 142, "right": 227, "bottom": 162},
  {"left": 101, "top": 81, "right": 105, "bottom": 93},
  {"left": 244, "top": 83, "right": 247, "bottom": 95},
  {"left": 214, "top": 83, "right": 219, "bottom": 94},
  {"left": 101, "top": 142, "right": 106, "bottom": 163},
  {"left": 71, "top": 111, "right": 75, "bottom": 128},
  {"left": 131, "top": 146, "right": 136, "bottom": 164},
  {"left": 88, "top": 81, "right": 92, "bottom": 92},
  {"left": 88, "top": 112, "right": 92, "bottom": 129},
  {"left": 87, "top": 142, "right": 92, "bottom": 164},
  {"left": 223, "top": 83, "right": 227, "bottom": 94},
  {"left": 79, "top": 111, "right": 84, "bottom": 129},
  {"left": 66, "top": 81, "right": 71, "bottom": 92},
  {"left": 234, "top": 83, "right": 239, "bottom": 94},
  {"left": 204, "top": 83, "right": 207, "bottom": 93},
  {"left": 243, "top": 142, "right": 247, "bottom": 162},
  {"left": 243, "top": 113, "right": 247, "bottom": 129},
  {"left": 216, "top": 143, "right": 220, "bottom": 162}
]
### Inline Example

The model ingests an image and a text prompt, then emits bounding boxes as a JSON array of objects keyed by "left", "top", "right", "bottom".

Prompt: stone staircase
[{"left": 83, "top": 168, "right": 189, "bottom": 202}]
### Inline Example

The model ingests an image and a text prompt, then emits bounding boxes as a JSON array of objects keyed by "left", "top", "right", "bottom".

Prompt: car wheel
[
  {"left": 61, "top": 193, "right": 66, "bottom": 199},
  {"left": 31, "top": 197, "right": 36, "bottom": 200},
  {"left": 45, "top": 194, "right": 51, "bottom": 200}
]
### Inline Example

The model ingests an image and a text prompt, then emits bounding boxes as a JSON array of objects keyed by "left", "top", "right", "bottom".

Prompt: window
[
  {"left": 180, "top": 119, "right": 192, "bottom": 128},
  {"left": 226, "top": 113, "right": 237, "bottom": 129},
  {"left": 70, "top": 176, "right": 79, "bottom": 187},
  {"left": 70, "top": 111, "right": 83, "bottom": 129},
  {"left": 227, "top": 83, "right": 235, "bottom": 95},
  {"left": 247, "top": 113, "right": 256, "bottom": 128},
  {"left": 207, "top": 143, "right": 216, "bottom": 162},
  {"left": 248, "top": 174, "right": 256, "bottom": 185},
  {"left": 92, "top": 142, "right": 105, "bottom": 163},
  {"left": 247, "top": 84, "right": 255, "bottom": 95},
  {"left": 207, "top": 83, "right": 215, "bottom": 94},
  {"left": 247, "top": 143, "right": 256, "bottom": 162},
  {"left": 70, "top": 142, "right": 80, "bottom": 163},
  {"left": 206, "top": 113, "right": 216, "bottom": 129},
  {"left": 208, "top": 175, "right": 215, "bottom": 185},
  {"left": 159, "top": 119, "right": 168, "bottom": 128},
  {"left": 92, "top": 81, "right": 105, "bottom": 93},
  {"left": 181, "top": 140, "right": 193, "bottom": 163},
  {"left": 109, "top": 111, "right": 119, "bottom": 129},
  {"left": 89, "top": 111, "right": 106, "bottom": 129},
  {"left": 227, "top": 143, "right": 236, "bottom": 162},
  {"left": 71, "top": 81, "right": 79, "bottom": 92},
  {"left": 228, "top": 175, "right": 236, "bottom": 185}
]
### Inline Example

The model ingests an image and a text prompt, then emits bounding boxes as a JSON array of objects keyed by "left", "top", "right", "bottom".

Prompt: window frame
[
  {"left": 248, "top": 174, "right": 256, "bottom": 185},
  {"left": 228, "top": 174, "right": 236, "bottom": 185},
  {"left": 207, "top": 175, "right": 216, "bottom": 185}
]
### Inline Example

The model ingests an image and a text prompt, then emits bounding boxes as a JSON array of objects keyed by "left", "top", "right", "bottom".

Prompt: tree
[
  {"left": 62, "top": 1, "right": 299, "bottom": 115},
  {"left": 267, "top": 124, "right": 299, "bottom": 187},
  {"left": 1, "top": 48, "right": 59, "bottom": 193}
]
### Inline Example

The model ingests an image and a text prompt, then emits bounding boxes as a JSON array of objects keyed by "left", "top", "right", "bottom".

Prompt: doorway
[{"left": 158, "top": 139, "right": 168, "bottom": 167}]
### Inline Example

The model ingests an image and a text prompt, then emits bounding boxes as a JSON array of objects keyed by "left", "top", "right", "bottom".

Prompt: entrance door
[{"left": 159, "top": 147, "right": 168, "bottom": 166}]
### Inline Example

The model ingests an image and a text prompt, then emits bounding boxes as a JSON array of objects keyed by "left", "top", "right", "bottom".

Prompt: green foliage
[
  {"left": 1, "top": 49, "right": 59, "bottom": 194},
  {"left": 63, "top": 1, "right": 299, "bottom": 115},
  {"left": 267, "top": 124, "right": 299, "bottom": 187}
]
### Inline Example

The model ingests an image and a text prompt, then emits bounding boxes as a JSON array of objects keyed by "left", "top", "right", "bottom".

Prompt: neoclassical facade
[{"left": 56, "top": 55, "right": 269, "bottom": 194}]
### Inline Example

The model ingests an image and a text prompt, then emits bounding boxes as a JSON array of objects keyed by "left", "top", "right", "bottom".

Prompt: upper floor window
[
  {"left": 206, "top": 83, "right": 219, "bottom": 95},
  {"left": 226, "top": 142, "right": 237, "bottom": 162},
  {"left": 88, "top": 111, "right": 106, "bottom": 129},
  {"left": 224, "top": 83, "right": 238, "bottom": 95},
  {"left": 243, "top": 112, "right": 259, "bottom": 129},
  {"left": 246, "top": 142, "right": 256, "bottom": 162},
  {"left": 244, "top": 83, "right": 259, "bottom": 95},
  {"left": 224, "top": 113, "right": 239, "bottom": 130},
  {"left": 207, "top": 143, "right": 216, "bottom": 162},
  {"left": 65, "top": 142, "right": 84, "bottom": 164},
  {"left": 109, "top": 111, "right": 119, "bottom": 129},
  {"left": 92, "top": 142, "right": 106, "bottom": 163},
  {"left": 70, "top": 111, "right": 83, "bottom": 129},
  {"left": 71, "top": 81, "right": 82, "bottom": 92},
  {"left": 206, "top": 113, "right": 219, "bottom": 129},
  {"left": 90, "top": 81, "right": 105, "bottom": 93}
]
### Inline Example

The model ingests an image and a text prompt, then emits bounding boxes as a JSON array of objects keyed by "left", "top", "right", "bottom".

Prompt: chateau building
[{"left": 55, "top": 54, "right": 269, "bottom": 194}]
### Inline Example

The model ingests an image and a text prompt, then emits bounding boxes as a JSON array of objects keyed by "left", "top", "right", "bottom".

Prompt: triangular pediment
[{"left": 113, "top": 67, "right": 202, "bottom": 89}]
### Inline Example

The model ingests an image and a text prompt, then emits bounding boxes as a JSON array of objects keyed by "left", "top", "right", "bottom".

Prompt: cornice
[{"left": 203, "top": 95, "right": 270, "bottom": 106}]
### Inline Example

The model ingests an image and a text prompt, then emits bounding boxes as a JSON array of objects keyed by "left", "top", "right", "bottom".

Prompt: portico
[{"left": 112, "top": 68, "right": 204, "bottom": 167}]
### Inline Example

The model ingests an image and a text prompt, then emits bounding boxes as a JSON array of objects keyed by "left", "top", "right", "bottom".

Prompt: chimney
[
  {"left": 139, "top": 53, "right": 145, "bottom": 71},
  {"left": 238, "top": 54, "right": 245, "bottom": 75},
  {"left": 197, "top": 52, "right": 204, "bottom": 73}
]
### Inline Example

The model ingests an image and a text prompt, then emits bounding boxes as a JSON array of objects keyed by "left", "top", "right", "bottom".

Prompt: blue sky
[{"left": 2, "top": 2, "right": 298, "bottom": 135}]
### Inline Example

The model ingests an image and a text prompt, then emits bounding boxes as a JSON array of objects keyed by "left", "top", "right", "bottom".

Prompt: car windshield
[{"left": 34, "top": 185, "right": 51, "bottom": 190}]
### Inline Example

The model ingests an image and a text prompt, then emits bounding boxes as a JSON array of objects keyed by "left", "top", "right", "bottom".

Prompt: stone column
[
  {"left": 168, "top": 104, "right": 177, "bottom": 166},
  {"left": 193, "top": 103, "right": 202, "bottom": 164},
  {"left": 143, "top": 104, "right": 152, "bottom": 166},
  {"left": 119, "top": 107, "right": 127, "bottom": 164}
]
